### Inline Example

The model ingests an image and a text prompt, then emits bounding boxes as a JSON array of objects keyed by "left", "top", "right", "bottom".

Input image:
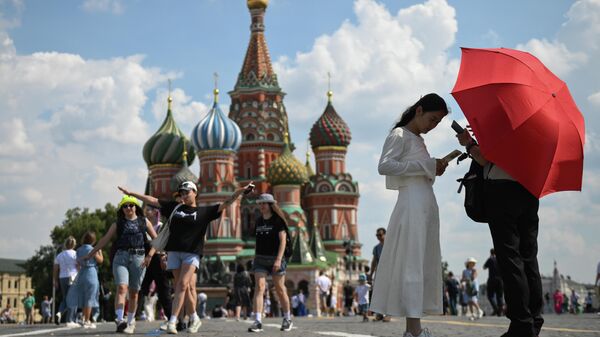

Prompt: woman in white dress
[{"left": 370, "top": 93, "right": 449, "bottom": 337}]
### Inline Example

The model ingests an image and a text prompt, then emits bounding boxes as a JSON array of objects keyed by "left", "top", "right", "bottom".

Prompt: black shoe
[
  {"left": 280, "top": 318, "right": 293, "bottom": 331},
  {"left": 176, "top": 321, "right": 187, "bottom": 331},
  {"left": 115, "top": 320, "right": 127, "bottom": 333},
  {"left": 248, "top": 321, "right": 263, "bottom": 332}
]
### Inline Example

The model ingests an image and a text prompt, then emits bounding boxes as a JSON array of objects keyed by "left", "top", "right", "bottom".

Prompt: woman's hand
[
  {"left": 456, "top": 130, "right": 473, "bottom": 147},
  {"left": 435, "top": 159, "right": 448, "bottom": 176},
  {"left": 141, "top": 255, "right": 152, "bottom": 268},
  {"left": 272, "top": 257, "right": 282, "bottom": 273},
  {"left": 117, "top": 186, "right": 131, "bottom": 195}
]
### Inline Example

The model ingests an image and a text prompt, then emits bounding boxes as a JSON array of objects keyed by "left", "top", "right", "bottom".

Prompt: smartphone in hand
[
  {"left": 442, "top": 149, "right": 463, "bottom": 163},
  {"left": 243, "top": 183, "right": 255, "bottom": 195},
  {"left": 451, "top": 120, "right": 465, "bottom": 134}
]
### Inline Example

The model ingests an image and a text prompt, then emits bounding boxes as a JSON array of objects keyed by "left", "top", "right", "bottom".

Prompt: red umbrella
[{"left": 451, "top": 47, "right": 585, "bottom": 198}]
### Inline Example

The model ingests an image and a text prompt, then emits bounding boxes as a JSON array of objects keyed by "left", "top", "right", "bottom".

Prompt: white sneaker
[
  {"left": 159, "top": 321, "right": 169, "bottom": 331},
  {"left": 66, "top": 321, "right": 80, "bottom": 328},
  {"left": 403, "top": 328, "right": 433, "bottom": 337},
  {"left": 166, "top": 321, "right": 178, "bottom": 334},
  {"left": 187, "top": 318, "right": 202, "bottom": 333},
  {"left": 82, "top": 321, "right": 96, "bottom": 329},
  {"left": 478, "top": 309, "right": 484, "bottom": 318},
  {"left": 123, "top": 321, "right": 136, "bottom": 334}
]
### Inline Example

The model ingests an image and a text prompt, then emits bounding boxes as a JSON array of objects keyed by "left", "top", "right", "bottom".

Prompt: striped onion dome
[
  {"left": 143, "top": 96, "right": 195, "bottom": 167},
  {"left": 191, "top": 89, "right": 242, "bottom": 152},
  {"left": 309, "top": 91, "right": 351, "bottom": 148},
  {"left": 170, "top": 145, "right": 198, "bottom": 194},
  {"left": 267, "top": 134, "right": 308, "bottom": 186}
]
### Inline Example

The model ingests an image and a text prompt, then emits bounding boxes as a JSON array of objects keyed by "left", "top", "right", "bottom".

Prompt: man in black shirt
[
  {"left": 445, "top": 272, "right": 459, "bottom": 316},
  {"left": 483, "top": 248, "right": 504, "bottom": 316}
]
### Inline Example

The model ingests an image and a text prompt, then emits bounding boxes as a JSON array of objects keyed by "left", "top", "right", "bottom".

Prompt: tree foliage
[{"left": 23, "top": 203, "right": 118, "bottom": 306}]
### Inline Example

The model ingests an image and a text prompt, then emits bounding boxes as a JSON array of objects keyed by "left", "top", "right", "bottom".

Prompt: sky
[{"left": 0, "top": 0, "right": 599, "bottom": 283}]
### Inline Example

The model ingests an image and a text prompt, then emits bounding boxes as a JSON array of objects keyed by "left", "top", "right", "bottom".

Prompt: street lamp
[{"left": 342, "top": 238, "right": 354, "bottom": 281}]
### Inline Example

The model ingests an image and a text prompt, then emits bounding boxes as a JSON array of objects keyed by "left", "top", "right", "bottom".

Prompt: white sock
[
  {"left": 190, "top": 312, "right": 199, "bottom": 322},
  {"left": 255, "top": 312, "right": 261, "bottom": 323},
  {"left": 169, "top": 315, "right": 178, "bottom": 324},
  {"left": 116, "top": 309, "right": 124, "bottom": 321},
  {"left": 127, "top": 313, "right": 135, "bottom": 324},
  {"left": 284, "top": 311, "right": 291, "bottom": 320}
]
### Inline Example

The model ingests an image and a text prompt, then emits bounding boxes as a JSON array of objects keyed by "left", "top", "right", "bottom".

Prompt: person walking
[
  {"left": 118, "top": 180, "right": 251, "bottom": 334},
  {"left": 41, "top": 296, "right": 52, "bottom": 324},
  {"left": 553, "top": 289, "right": 563, "bottom": 314},
  {"left": 137, "top": 205, "right": 173, "bottom": 326},
  {"left": 370, "top": 93, "right": 449, "bottom": 337},
  {"left": 83, "top": 195, "right": 158, "bottom": 334},
  {"left": 316, "top": 271, "right": 331, "bottom": 317},
  {"left": 53, "top": 236, "right": 78, "bottom": 326},
  {"left": 354, "top": 274, "right": 371, "bottom": 322},
  {"left": 67, "top": 231, "right": 103, "bottom": 329},
  {"left": 462, "top": 258, "right": 483, "bottom": 320},
  {"left": 457, "top": 129, "right": 545, "bottom": 337},
  {"left": 233, "top": 265, "right": 252, "bottom": 321},
  {"left": 21, "top": 292, "right": 35, "bottom": 325},
  {"left": 370, "top": 227, "right": 390, "bottom": 322},
  {"left": 445, "top": 272, "right": 459, "bottom": 316},
  {"left": 483, "top": 248, "right": 504, "bottom": 316},
  {"left": 247, "top": 193, "right": 293, "bottom": 333}
]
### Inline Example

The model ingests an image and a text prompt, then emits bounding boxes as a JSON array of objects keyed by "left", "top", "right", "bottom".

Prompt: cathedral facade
[{"left": 142, "top": 0, "right": 365, "bottom": 314}]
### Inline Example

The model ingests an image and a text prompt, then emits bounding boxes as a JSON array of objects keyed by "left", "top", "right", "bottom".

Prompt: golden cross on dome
[
  {"left": 213, "top": 72, "right": 220, "bottom": 103},
  {"left": 167, "top": 79, "right": 173, "bottom": 109},
  {"left": 327, "top": 72, "right": 333, "bottom": 102}
]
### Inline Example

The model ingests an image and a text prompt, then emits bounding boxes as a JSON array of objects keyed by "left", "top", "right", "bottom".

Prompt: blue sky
[{"left": 1, "top": 0, "right": 599, "bottom": 283}]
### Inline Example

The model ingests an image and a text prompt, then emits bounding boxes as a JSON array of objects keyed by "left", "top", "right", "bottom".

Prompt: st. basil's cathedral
[{"left": 141, "top": 0, "right": 364, "bottom": 314}]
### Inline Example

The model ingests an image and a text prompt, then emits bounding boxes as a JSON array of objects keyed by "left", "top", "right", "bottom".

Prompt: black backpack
[{"left": 457, "top": 160, "right": 489, "bottom": 223}]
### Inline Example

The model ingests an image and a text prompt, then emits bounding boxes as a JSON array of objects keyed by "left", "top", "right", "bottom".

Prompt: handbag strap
[{"left": 159, "top": 203, "right": 182, "bottom": 233}]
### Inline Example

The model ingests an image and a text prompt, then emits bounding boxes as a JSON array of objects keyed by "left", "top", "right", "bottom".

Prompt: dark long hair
[
  {"left": 394, "top": 93, "right": 449, "bottom": 128},
  {"left": 117, "top": 203, "right": 144, "bottom": 221}
]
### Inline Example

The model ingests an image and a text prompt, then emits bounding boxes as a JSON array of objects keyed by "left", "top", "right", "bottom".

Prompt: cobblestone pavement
[{"left": 0, "top": 314, "right": 599, "bottom": 337}]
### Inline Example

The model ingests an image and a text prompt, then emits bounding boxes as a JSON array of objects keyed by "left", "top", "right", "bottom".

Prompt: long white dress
[{"left": 370, "top": 127, "right": 442, "bottom": 318}]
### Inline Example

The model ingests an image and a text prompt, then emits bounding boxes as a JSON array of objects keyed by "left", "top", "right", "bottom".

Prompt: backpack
[{"left": 457, "top": 159, "right": 489, "bottom": 223}]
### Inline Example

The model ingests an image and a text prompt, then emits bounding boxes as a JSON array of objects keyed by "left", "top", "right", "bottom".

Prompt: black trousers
[
  {"left": 137, "top": 255, "right": 172, "bottom": 318},
  {"left": 486, "top": 277, "right": 504, "bottom": 315},
  {"left": 485, "top": 180, "right": 543, "bottom": 337}
]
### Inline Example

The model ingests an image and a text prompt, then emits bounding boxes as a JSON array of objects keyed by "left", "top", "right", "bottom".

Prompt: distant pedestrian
[
  {"left": 67, "top": 231, "right": 103, "bottom": 329},
  {"left": 297, "top": 290, "right": 306, "bottom": 317},
  {"left": 462, "top": 258, "right": 483, "bottom": 320},
  {"left": 483, "top": 249, "right": 504, "bottom": 316},
  {"left": 370, "top": 227, "right": 389, "bottom": 321},
  {"left": 41, "top": 296, "right": 52, "bottom": 324},
  {"left": 0, "top": 303, "right": 15, "bottom": 324},
  {"left": 316, "top": 271, "right": 332, "bottom": 316},
  {"left": 570, "top": 289, "right": 580, "bottom": 314},
  {"left": 53, "top": 236, "right": 78, "bottom": 326},
  {"left": 445, "top": 272, "right": 459, "bottom": 316},
  {"left": 248, "top": 193, "right": 293, "bottom": 333},
  {"left": 22, "top": 292, "right": 35, "bottom": 325},
  {"left": 553, "top": 289, "right": 563, "bottom": 314},
  {"left": 197, "top": 292, "right": 207, "bottom": 319},
  {"left": 354, "top": 274, "right": 371, "bottom": 322},
  {"left": 233, "top": 264, "right": 252, "bottom": 321},
  {"left": 585, "top": 292, "right": 593, "bottom": 313},
  {"left": 343, "top": 281, "right": 354, "bottom": 316}
]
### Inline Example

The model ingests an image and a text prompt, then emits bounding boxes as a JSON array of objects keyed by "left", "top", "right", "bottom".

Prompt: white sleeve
[{"left": 378, "top": 130, "right": 436, "bottom": 179}]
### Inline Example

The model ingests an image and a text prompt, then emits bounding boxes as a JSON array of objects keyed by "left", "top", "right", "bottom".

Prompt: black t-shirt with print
[
  {"left": 159, "top": 200, "right": 222, "bottom": 256},
  {"left": 254, "top": 215, "right": 286, "bottom": 257}
]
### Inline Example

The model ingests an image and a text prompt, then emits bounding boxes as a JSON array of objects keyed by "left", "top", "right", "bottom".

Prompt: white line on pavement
[
  {"left": 317, "top": 332, "right": 375, "bottom": 337},
  {"left": 0, "top": 326, "right": 74, "bottom": 337}
]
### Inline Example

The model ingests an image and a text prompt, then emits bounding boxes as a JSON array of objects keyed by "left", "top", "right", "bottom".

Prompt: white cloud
[
  {"left": 21, "top": 187, "right": 43, "bottom": 203},
  {"left": 589, "top": 91, "right": 600, "bottom": 107},
  {"left": 558, "top": 0, "right": 600, "bottom": 53},
  {"left": 0, "top": 118, "right": 35, "bottom": 156},
  {"left": 151, "top": 88, "right": 209, "bottom": 134},
  {"left": 81, "top": 0, "right": 124, "bottom": 15}
]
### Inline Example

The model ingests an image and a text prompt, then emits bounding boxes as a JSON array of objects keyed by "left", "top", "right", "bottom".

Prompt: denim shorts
[
  {"left": 252, "top": 255, "right": 286, "bottom": 276},
  {"left": 112, "top": 250, "right": 146, "bottom": 291},
  {"left": 167, "top": 251, "right": 200, "bottom": 270},
  {"left": 358, "top": 303, "right": 369, "bottom": 314}
]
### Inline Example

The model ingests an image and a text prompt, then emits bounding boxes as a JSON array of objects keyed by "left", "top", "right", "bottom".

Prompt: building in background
[{"left": 0, "top": 258, "right": 36, "bottom": 323}]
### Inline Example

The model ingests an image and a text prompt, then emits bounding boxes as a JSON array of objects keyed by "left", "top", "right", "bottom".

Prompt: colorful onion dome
[
  {"left": 267, "top": 134, "right": 309, "bottom": 186},
  {"left": 247, "top": 0, "right": 268, "bottom": 9},
  {"left": 170, "top": 144, "right": 198, "bottom": 194},
  {"left": 191, "top": 89, "right": 242, "bottom": 152},
  {"left": 143, "top": 95, "right": 195, "bottom": 167},
  {"left": 309, "top": 91, "right": 352, "bottom": 148}
]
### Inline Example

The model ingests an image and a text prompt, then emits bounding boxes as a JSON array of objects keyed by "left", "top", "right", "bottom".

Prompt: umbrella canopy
[{"left": 451, "top": 47, "right": 585, "bottom": 198}]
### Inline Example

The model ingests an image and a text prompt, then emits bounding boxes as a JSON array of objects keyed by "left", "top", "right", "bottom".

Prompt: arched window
[
  {"left": 246, "top": 133, "right": 255, "bottom": 141},
  {"left": 267, "top": 133, "right": 274, "bottom": 141}
]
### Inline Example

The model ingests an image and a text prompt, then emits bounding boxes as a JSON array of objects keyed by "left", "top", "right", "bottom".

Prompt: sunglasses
[{"left": 122, "top": 204, "right": 136, "bottom": 209}]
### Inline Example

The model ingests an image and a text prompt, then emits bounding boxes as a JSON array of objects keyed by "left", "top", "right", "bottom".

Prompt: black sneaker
[
  {"left": 176, "top": 321, "right": 187, "bottom": 331},
  {"left": 248, "top": 321, "right": 263, "bottom": 332},
  {"left": 280, "top": 318, "right": 293, "bottom": 331},
  {"left": 115, "top": 320, "right": 127, "bottom": 333}
]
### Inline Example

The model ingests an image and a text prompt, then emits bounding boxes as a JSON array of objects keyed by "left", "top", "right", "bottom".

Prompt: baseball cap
[{"left": 178, "top": 181, "right": 197, "bottom": 193}]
